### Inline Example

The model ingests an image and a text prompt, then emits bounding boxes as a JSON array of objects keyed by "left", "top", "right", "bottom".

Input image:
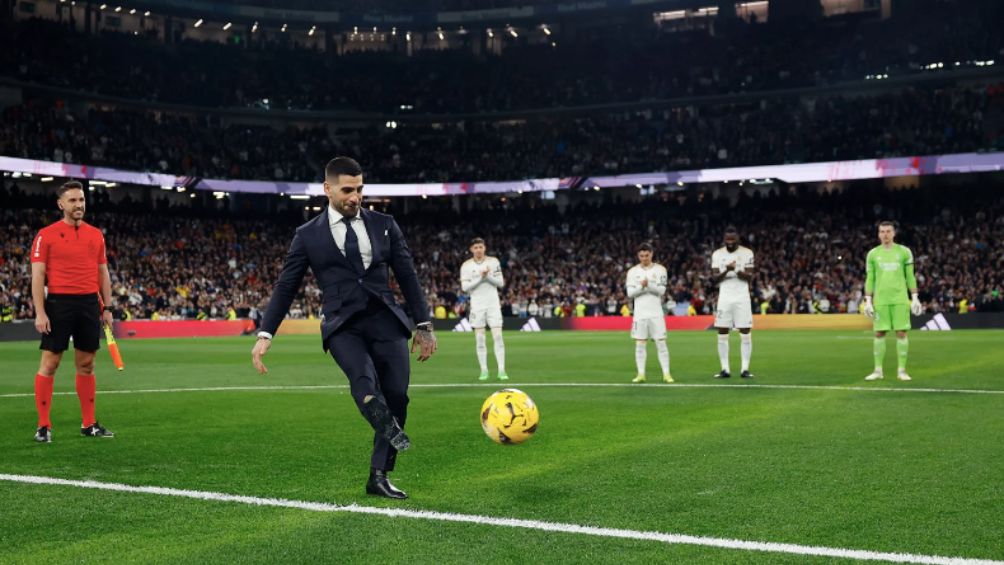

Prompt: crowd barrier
[
  {"left": 558, "top": 314, "right": 874, "bottom": 331},
  {"left": 113, "top": 320, "right": 252, "bottom": 339},
  {"left": 0, "top": 321, "right": 42, "bottom": 342},
  {"left": 2, "top": 313, "right": 1001, "bottom": 342},
  {"left": 914, "top": 312, "right": 1004, "bottom": 331}
]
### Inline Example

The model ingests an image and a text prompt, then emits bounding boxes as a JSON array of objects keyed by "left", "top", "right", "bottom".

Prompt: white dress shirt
[{"left": 328, "top": 205, "right": 373, "bottom": 270}]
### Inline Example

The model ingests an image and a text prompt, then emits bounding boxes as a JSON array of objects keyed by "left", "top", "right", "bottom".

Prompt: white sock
[
  {"left": 717, "top": 334, "right": 730, "bottom": 373},
  {"left": 491, "top": 327, "right": 506, "bottom": 373},
  {"left": 740, "top": 333, "right": 752, "bottom": 372},
  {"left": 475, "top": 331, "right": 488, "bottom": 372},
  {"left": 655, "top": 339, "right": 670, "bottom": 376},
  {"left": 635, "top": 342, "right": 647, "bottom": 376}
]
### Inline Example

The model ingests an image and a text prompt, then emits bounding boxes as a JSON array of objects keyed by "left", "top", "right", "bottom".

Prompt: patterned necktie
[{"left": 342, "top": 216, "right": 366, "bottom": 274}]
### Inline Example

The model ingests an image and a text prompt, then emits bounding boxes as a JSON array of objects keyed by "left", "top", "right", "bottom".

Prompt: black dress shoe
[{"left": 366, "top": 470, "right": 407, "bottom": 499}]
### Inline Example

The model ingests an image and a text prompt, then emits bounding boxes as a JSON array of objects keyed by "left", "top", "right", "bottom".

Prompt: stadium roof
[{"left": 130, "top": 0, "right": 716, "bottom": 28}]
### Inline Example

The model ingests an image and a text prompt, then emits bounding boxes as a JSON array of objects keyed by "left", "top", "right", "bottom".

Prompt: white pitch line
[
  {"left": 0, "top": 474, "right": 999, "bottom": 565},
  {"left": 1, "top": 381, "right": 1004, "bottom": 400}
]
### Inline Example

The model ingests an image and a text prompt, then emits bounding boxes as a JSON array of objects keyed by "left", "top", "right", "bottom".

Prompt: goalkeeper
[{"left": 862, "top": 221, "right": 923, "bottom": 381}]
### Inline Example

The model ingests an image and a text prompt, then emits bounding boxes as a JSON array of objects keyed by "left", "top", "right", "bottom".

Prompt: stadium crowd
[
  {"left": 1, "top": 0, "right": 1001, "bottom": 114},
  {"left": 2, "top": 180, "right": 1002, "bottom": 324},
  {"left": 1, "top": 84, "right": 997, "bottom": 183}
]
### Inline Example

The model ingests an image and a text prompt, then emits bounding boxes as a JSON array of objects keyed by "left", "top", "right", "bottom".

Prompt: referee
[{"left": 30, "top": 181, "right": 115, "bottom": 442}]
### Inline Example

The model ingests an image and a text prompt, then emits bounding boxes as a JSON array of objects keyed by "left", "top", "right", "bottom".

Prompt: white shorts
[
  {"left": 470, "top": 307, "right": 503, "bottom": 329},
  {"left": 715, "top": 298, "right": 753, "bottom": 329},
  {"left": 631, "top": 317, "right": 667, "bottom": 340}
]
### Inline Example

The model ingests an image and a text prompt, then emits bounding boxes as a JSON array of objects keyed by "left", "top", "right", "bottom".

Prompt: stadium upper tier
[
  {"left": 2, "top": 0, "right": 1001, "bottom": 115},
  {"left": 2, "top": 84, "right": 997, "bottom": 184}
]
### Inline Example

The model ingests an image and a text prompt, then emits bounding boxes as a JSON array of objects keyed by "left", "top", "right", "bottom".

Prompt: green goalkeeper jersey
[{"left": 865, "top": 244, "right": 917, "bottom": 306}]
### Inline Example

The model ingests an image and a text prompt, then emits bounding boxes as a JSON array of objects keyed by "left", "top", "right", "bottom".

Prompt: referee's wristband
[
  {"left": 416, "top": 322, "right": 433, "bottom": 331},
  {"left": 256, "top": 331, "right": 273, "bottom": 340}
]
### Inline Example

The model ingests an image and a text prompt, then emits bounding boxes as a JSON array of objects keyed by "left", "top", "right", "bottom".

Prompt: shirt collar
[{"left": 328, "top": 205, "right": 361, "bottom": 226}]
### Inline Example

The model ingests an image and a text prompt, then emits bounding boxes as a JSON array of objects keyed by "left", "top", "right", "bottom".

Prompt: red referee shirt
[{"left": 30, "top": 220, "right": 107, "bottom": 295}]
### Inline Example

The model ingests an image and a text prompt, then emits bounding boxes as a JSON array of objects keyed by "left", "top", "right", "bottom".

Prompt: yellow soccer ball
[{"left": 480, "top": 388, "right": 540, "bottom": 445}]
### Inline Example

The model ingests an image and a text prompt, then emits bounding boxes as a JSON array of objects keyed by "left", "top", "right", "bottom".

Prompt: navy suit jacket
[{"left": 260, "top": 209, "right": 430, "bottom": 351}]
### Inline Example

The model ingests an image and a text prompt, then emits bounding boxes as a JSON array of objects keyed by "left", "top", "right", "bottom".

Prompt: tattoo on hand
[{"left": 416, "top": 329, "right": 436, "bottom": 346}]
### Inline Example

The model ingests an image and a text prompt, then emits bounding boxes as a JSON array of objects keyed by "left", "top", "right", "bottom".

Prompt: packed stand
[
  {"left": 1, "top": 84, "right": 998, "bottom": 184},
  {"left": 0, "top": 184, "right": 320, "bottom": 323},
  {"left": 406, "top": 183, "right": 1004, "bottom": 319},
  {"left": 2, "top": 180, "right": 1002, "bottom": 324},
  {"left": 2, "top": 0, "right": 1002, "bottom": 114}
]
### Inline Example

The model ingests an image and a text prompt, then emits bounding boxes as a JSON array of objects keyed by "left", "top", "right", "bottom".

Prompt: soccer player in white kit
[
  {"left": 711, "top": 227, "right": 755, "bottom": 379},
  {"left": 460, "top": 238, "right": 508, "bottom": 381},
  {"left": 626, "top": 243, "right": 673, "bottom": 383}
]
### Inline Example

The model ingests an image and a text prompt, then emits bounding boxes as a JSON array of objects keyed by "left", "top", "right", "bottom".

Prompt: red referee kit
[{"left": 31, "top": 220, "right": 107, "bottom": 294}]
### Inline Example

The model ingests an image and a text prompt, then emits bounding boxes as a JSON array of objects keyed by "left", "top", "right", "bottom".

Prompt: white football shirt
[
  {"left": 626, "top": 263, "right": 668, "bottom": 319},
  {"left": 460, "top": 257, "right": 503, "bottom": 311},
  {"left": 712, "top": 246, "right": 755, "bottom": 301}
]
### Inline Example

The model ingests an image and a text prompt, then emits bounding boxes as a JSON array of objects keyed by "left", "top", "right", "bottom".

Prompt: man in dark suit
[{"left": 251, "top": 156, "right": 437, "bottom": 499}]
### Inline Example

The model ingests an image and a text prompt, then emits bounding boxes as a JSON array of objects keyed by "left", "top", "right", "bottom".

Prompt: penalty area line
[{"left": 0, "top": 473, "right": 1000, "bottom": 565}]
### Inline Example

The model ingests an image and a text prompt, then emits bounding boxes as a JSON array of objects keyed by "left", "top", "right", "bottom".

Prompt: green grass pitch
[{"left": 1, "top": 330, "right": 1002, "bottom": 564}]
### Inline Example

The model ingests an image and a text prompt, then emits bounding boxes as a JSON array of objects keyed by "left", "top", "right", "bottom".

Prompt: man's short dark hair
[
  {"left": 724, "top": 226, "right": 739, "bottom": 237},
  {"left": 325, "top": 157, "right": 363, "bottom": 180},
  {"left": 470, "top": 237, "right": 485, "bottom": 247},
  {"left": 878, "top": 220, "right": 898, "bottom": 230},
  {"left": 637, "top": 242, "right": 654, "bottom": 253},
  {"left": 57, "top": 180, "right": 84, "bottom": 198}
]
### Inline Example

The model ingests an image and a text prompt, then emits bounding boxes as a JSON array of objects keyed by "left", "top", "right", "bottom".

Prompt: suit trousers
[{"left": 327, "top": 297, "right": 412, "bottom": 471}]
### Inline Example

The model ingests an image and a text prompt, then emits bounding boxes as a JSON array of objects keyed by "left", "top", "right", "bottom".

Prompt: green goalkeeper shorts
[{"left": 873, "top": 303, "right": 911, "bottom": 332}]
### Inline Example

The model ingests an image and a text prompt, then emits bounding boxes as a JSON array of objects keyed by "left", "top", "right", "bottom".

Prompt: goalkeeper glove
[
  {"left": 862, "top": 296, "right": 875, "bottom": 319},
  {"left": 910, "top": 293, "right": 923, "bottom": 316}
]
